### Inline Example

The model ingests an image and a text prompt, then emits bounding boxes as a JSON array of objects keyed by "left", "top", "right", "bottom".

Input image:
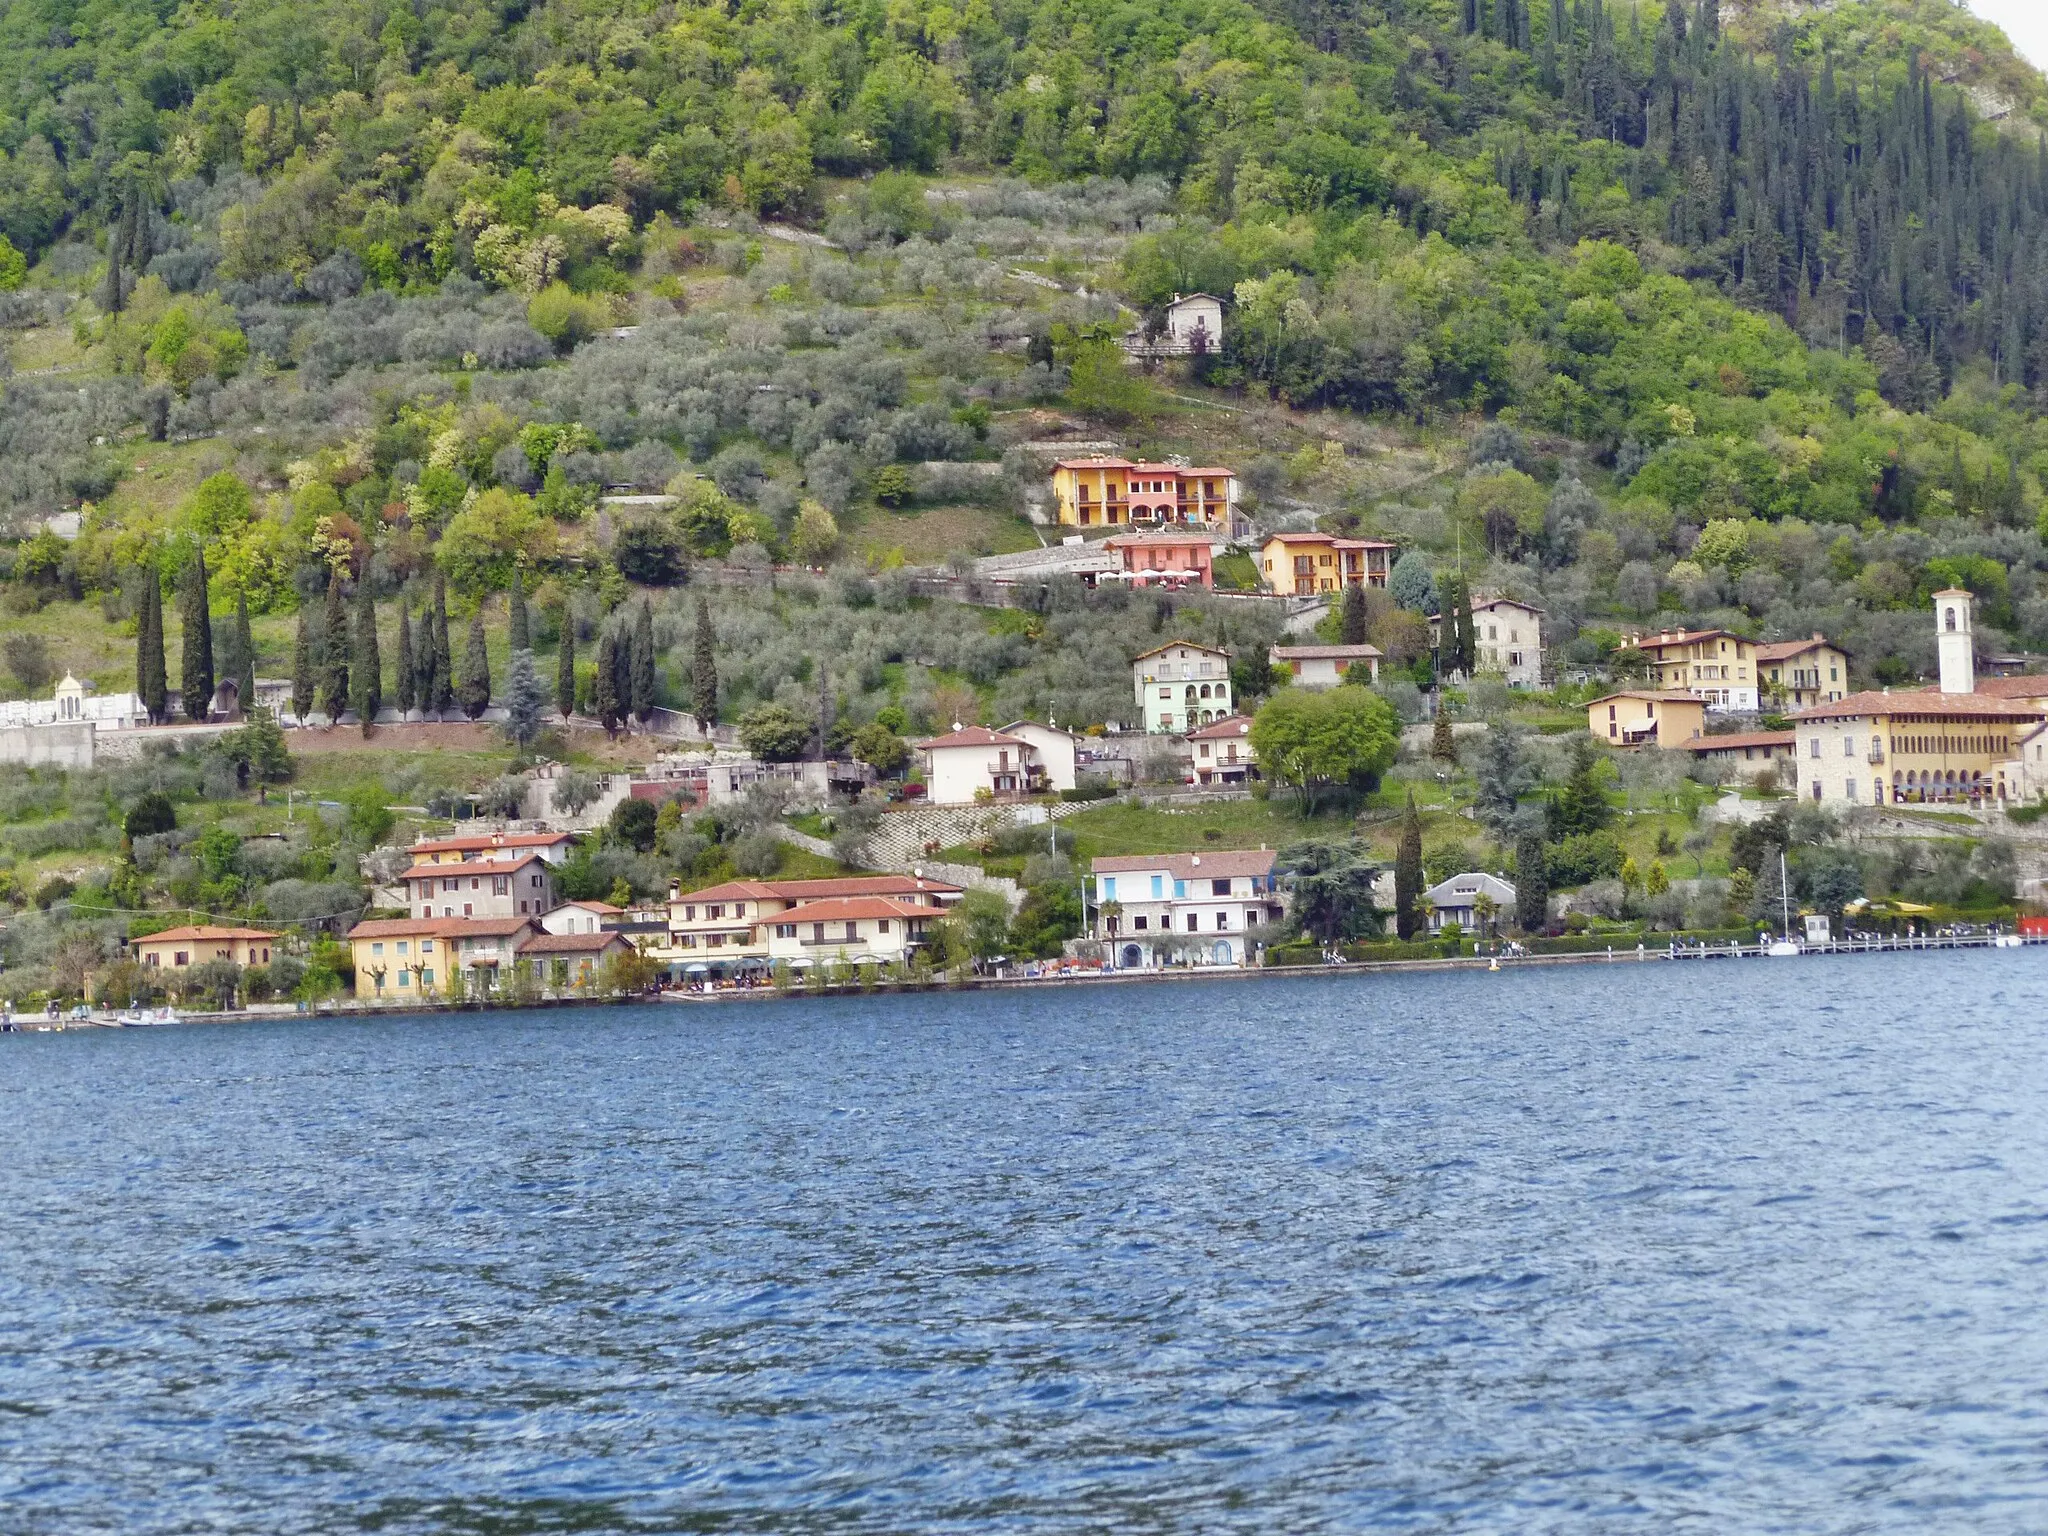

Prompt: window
[
  {"left": 398, "top": 970, "right": 410, "bottom": 987},
  {"left": 1212, "top": 878, "right": 1230, "bottom": 896},
  {"left": 774, "top": 924, "right": 796, "bottom": 939},
  {"left": 812, "top": 923, "right": 826, "bottom": 943},
  {"left": 1133, "top": 916, "right": 1148, "bottom": 930},
  {"left": 708, "top": 905, "right": 724, "bottom": 919},
  {"left": 1185, "top": 913, "right": 1198, "bottom": 931},
  {"left": 878, "top": 919, "right": 891, "bottom": 934},
  {"left": 421, "top": 969, "right": 434, "bottom": 987},
  {"left": 1216, "top": 912, "right": 1229, "bottom": 930},
  {"left": 1174, "top": 880, "right": 1187, "bottom": 898},
  {"left": 174, "top": 951, "right": 189, "bottom": 966},
  {"left": 1102, "top": 877, "right": 1117, "bottom": 900},
  {"left": 1844, "top": 737, "right": 1856, "bottom": 757},
  {"left": 1809, "top": 738, "right": 1821, "bottom": 758},
  {"left": 144, "top": 953, "right": 158, "bottom": 967},
  {"left": 844, "top": 922, "right": 859, "bottom": 942},
  {"left": 397, "top": 941, "right": 409, "bottom": 956},
  {"left": 470, "top": 877, "right": 479, "bottom": 891},
  {"left": 442, "top": 877, "right": 457, "bottom": 893},
  {"left": 493, "top": 876, "right": 508, "bottom": 896},
  {"left": 463, "top": 903, "right": 473, "bottom": 917},
  {"left": 372, "top": 942, "right": 385, "bottom": 957},
  {"left": 1150, "top": 875, "right": 1164, "bottom": 899}
]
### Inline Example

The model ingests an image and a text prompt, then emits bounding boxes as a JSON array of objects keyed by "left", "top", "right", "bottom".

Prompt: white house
[
  {"left": 916, "top": 724, "right": 1045, "bottom": 804},
  {"left": 1269, "top": 644, "right": 1381, "bottom": 688},
  {"left": 1422, "top": 872, "right": 1516, "bottom": 934},
  {"left": 538, "top": 899, "right": 623, "bottom": 935},
  {"left": 403, "top": 852, "right": 558, "bottom": 920},
  {"left": 1186, "top": 715, "right": 1256, "bottom": 786},
  {"left": 759, "top": 897, "right": 940, "bottom": 965},
  {"left": 0, "top": 673, "right": 146, "bottom": 730},
  {"left": 998, "top": 720, "right": 1080, "bottom": 793},
  {"left": 1473, "top": 598, "right": 1543, "bottom": 687},
  {"left": 1090, "top": 849, "right": 1286, "bottom": 969},
  {"left": 1122, "top": 292, "right": 1225, "bottom": 357},
  {"left": 1132, "top": 642, "right": 1233, "bottom": 734}
]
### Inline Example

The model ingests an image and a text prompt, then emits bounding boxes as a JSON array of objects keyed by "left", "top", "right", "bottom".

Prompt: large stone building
[{"left": 1789, "top": 590, "right": 2047, "bottom": 808}]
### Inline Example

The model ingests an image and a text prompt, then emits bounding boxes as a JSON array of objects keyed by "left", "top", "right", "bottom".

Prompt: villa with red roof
[
  {"left": 915, "top": 724, "right": 1048, "bottom": 804},
  {"left": 402, "top": 850, "right": 557, "bottom": 919},
  {"left": 1049, "top": 457, "right": 1240, "bottom": 534}
]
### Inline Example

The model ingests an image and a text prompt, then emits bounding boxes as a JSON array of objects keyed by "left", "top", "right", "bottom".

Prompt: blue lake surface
[{"left": 6, "top": 950, "right": 2048, "bottom": 1533}]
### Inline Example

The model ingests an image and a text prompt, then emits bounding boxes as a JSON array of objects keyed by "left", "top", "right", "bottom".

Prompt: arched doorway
[
  {"left": 1212, "top": 940, "right": 1234, "bottom": 965},
  {"left": 1121, "top": 944, "right": 1143, "bottom": 970}
]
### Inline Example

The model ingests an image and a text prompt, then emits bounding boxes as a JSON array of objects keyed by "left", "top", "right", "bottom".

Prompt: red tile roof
[
  {"left": 916, "top": 725, "right": 1029, "bottom": 750},
  {"left": 406, "top": 850, "right": 550, "bottom": 878},
  {"left": 1270, "top": 644, "right": 1384, "bottom": 660},
  {"left": 1684, "top": 730, "right": 1796, "bottom": 753},
  {"left": 1971, "top": 674, "right": 2048, "bottom": 699},
  {"left": 1186, "top": 714, "right": 1254, "bottom": 740},
  {"left": 409, "top": 831, "right": 576, "bottom": 855},
  {"left": 759, "top": 897, "right": 939, "bottom": 923},
  {"left": 133, "top": 925, "right": 278, "bottom": 943},
  {"left": 1587, "top": 691, "right": 1705, "bottom": 705},
  {"left": 1130, "top": 640, "right": 1231, "bottom": 662},
  {"left": 518, "top": 930, "right": 633, "bottom": 955},
  {"left": 1091, "top": 849, "right": 1276, "bottom": 879},
  {"left": 1103, "top": 532, "right": 1216, "bottom": 547},
  {"left": 1791, "top": 691, "right": 2047, "bottom": 722},
  {"left": 347, "top": 916, "right": 535, "bottom": 940},
  {"left": 1754, "top": 634, "right": 1838, "bottom": 663}
]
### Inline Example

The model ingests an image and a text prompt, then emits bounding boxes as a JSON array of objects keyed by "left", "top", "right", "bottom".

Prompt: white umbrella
[{"left": 684, "top": 963, "right": 710, "bottom": 974}]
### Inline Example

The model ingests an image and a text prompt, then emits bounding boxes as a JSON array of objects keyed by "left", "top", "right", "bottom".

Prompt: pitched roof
[
  {"left": 1269, "top": 644, "right": 1384, "bottom": 660},
  {"left": 1971, "top": 674, "right": 2048, "bottom": 699},
  {"left": 132, "top": 925, "right": 279, "bottom": 943},
  {"left": 670, "top": 880, "right": 785, "bottom": 905},
  {"left": 1587, "top": 691, "right": 1705, "bottom": 706},
  {"left": 1091, "top": 849, "right": 1276, "bottom": 880},
  {"left": 1130, "top": 640, "right": 1231, "bottom": 662},
  {"left": 409, "top": 830, "right": 575, "bottom": 855},
  {"left": 1791, "top": 691, "right": 2048, "bottom": 722},
  {"left": 1627, "top": 627, "right": 1754, "bottom": 649},
  {"left": 915, "top": 725, "right": 1029, "bottom": 750},
  {"left": 1053, "top": 455, "right": 1136, "bottom": 470},
  {"left": 1186, "top": 714, "right": 1254, "bottom": 740},
  {"left": 1261, "top": 531, "right": 1397, "bottom": 548},
  {"left": 406, "top": 850, "right": 549, "bottom": 877},
  {"left": 1684, "top": 730, "right": 1796, "bottom": 753},
  {"left": 1165, "top": 292, "right": 1222, "bottom": 306},
  {"left": 518, "top": 930, "right": 633, "bottom": 955},
  {"left": 767, "top": 874, "right": 962, "bottom": 900},
  {"left": 759, "top": 896, "right": 940, "bottom": 922},
  {"left": 999, "top": 719, "right": 1081, "bottom": 741},
  {"left": 551, "top": 899, "right": 624, "bottom": 915},
  {"left": 1423, "top": 871, "right": 1516, "bottom": 904},
  {"left": 1754, "top": 634, "right": 1839, "bottom": 663},
  {"left": 1471, "top": 594, "right": 1544, "bottom": 614},
  {"left": 1103, "top": 531, "right": 1216, "bottom": 547},
  {"left": 346, "top": 916, "right": 535, "bottom": 940}
]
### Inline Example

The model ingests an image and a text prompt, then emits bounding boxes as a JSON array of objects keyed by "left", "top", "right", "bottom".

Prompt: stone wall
[{"left": 0, "top": 723, "right": 95, "bottom": 769}]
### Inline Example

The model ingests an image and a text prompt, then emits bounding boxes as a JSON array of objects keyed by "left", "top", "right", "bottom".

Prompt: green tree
[
  {"left": 1471, "top": 722, "right": 1538, "bottom": 833},
  {"left": 870, "top": 465, "right": 913, "bottom": 508},
  {"left": 738, "top": 702, "right": 813, "bottom": 761},
  {"left": 1513, "top": 826, "right": 1548, "bottom": 935},
  {"left": 179, "top": 550, "right": 214, "bottom": 721},
  {"left": 231, "top": 590, "right": 255, "bottom": 714},
  {"left": 228, "top": 705, "right": 294, "bottom": 784},
  {"left": 608, "top": 795, "right": 658, "bottom": 852},
  {"left": 507, "top": 566, "right": 530, "bottom": 652},
  {"left": 351, "top": 579, "right": 380, "bottom": 734},
  {"left": 851, "top": 721, "right": 910, "bottom": 776},
  {"left": 344, "top": 783, "right": 395, "bottom": 846},
  {"left": 1431, "top": 710, "right": 1455, "bottom": 763},
  {"left": 1279, "top": 839, "right": 1382, "bottom": 945},
  {"left": 1064, "top": 337, "right": 1154, "bottom": 424},
  {"left": 1547, "top": 736, "right": 1613, "bottom": 837},
  {"left": 136, "top": 568, "right": 168, "bottom": 725},
  {"left": 428, "top": 572, "right": 453, "bottom": 715},
  {"left": 958, "top": 888, "right": 1013, "bottom": 965},
  {"left": 595, "top": 628, "right": 622, "bottom": 734},
  {"left": 395, "top": 606, "right": 416, "bottom": 717},
  {"left": 1247, "top": 687, "right": 1399, "bottom": 813},
  {"left": 290, "top": 606, "right": 314, "bottom": 724},
  {"left": 505, "top": 646, "right": 545, "bottom": 748},
  {"left": 629, "top": 598, "right": 655, "bottom": 724},
  {"left": 458, "top": 610, "right": 491, "bottom": 720},
  {"left": 318, "top": 569, "right": 349, "bottom": 723},
  {"left": 1395, "top": 792, "right": 1424, "bottom": 941},
  {"left": 557, "top": 613, "right": 576, "bottom": 720},
  {"left": 1339, "top": 582, "right": 1369, "bottom": 645},
  {"left": 125, "top": 790, "right": 177, "bottom": 839},
  {"left": 691, "top": 599, "right": 719, "bottom": 728}
]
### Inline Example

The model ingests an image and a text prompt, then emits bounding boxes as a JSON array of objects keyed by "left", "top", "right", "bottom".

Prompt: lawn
[{"left": 1054, "top": 796, "right": 1355, "bottom": 859}]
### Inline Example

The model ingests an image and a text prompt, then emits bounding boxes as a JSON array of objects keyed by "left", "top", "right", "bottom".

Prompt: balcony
[{"left": 1867, "top": 745, "right": 1885, "bottom": 764}]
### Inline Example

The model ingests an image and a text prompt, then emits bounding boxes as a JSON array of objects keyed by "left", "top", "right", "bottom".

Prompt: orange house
[
  {"left": 131, "top": 926, "right": 278, "bottom": 970},
  {"left": 1051, "top": 458, "right": 1239, "bottom": 530},
  {"left": 1103, "top": 532, "right": 1215, "bottom": 588}
]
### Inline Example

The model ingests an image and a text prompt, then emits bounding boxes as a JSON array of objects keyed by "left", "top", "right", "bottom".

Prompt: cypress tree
[
  {"left": 351, "top": 578, "right": 381, "bottom": 735},
  {"left": 557, "top": 612, "right": 576, "bottom": 720},
  {"left": 291, "top": 608, "right": 314, "bottom": 725},
  {"left": 1454, "top": 578, "right": 1478, "bottom": 677},
  {"left": 233, "top": 590, "right": 255, "bottom": 716},
  {"left": 505, "top": 647, "right": 545, "bottom": 749},
  {"left": 629, "top": 599, "right": 655, "bottom": 724},
  {"left": 429, "top": 572, "right": 454, "bottom": 716},
  {"left": 319, "top": 569, "right": 349, "bottom": 723},
  {"left": 179, "top": 551, "right": 214, "bottom": 722},
  {"left": 507, "top": 567, "right": 530, "bottom": 652},
  {"left": 99, "top": 242, "right": 124, "bottom": 316},
  {"left": 1395, "top": 792, "right": 1424, "bottom": 941},
  {"left": 691, "top": 598, "right": 718, "bottom": 728},
  {"left": 458, "top": 611, "right": 491, "bottom": 720},
  {"left": 395, "top": 606, "right": 416, "bottom": 717},
  {"left": 1339, "top": 582, "right": 1369, "bottom": 646},
  {"left": 1514, "top": 827, "right": 1549, "bottom": 936},
  {"left": 136, "top": 568, "right": 167, "bottom": 725},
  {"left": 594, "top": 627, "right": 622, "bottom": 736},
  {"left": 1431, "top": 710, "right": 1456, "bottom": 763}
]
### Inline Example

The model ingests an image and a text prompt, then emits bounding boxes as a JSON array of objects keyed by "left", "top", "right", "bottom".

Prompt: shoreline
[{"left": 9, "top": 932, "right": 2040, "bottom": 1032}]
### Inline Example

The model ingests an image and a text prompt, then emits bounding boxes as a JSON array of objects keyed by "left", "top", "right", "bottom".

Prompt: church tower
[{"left": 1934, "top": 588, "right": 1975, "bottom": 695}]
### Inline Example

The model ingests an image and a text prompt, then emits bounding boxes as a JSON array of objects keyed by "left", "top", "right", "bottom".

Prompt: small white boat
[
  {"left": 1994, "top": 934, "right": 2025, "bottom": 949},
  {"left": 1766, "top": 939, "right": 1801, "bottom": 957},
  {"left": 1766, "top": 852, "right": 1800, "bottom": 957}
]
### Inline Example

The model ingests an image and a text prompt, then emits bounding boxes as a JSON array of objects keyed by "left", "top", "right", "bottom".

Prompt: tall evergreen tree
[
  {"left": 136, "top": 568, "right": 167, "bottom": 725},
  {"left": 319, "top": 570, "right": 349, "bottom": 723},
  {"left": 629, "top": 599, "right": 655, "bottom": 724},
  {"left": 291, "top": 608, "right": 314, "bottom": 725},
  {"left": 458, "top": 611, "right": 491, "bottom": 720},
  {"left": 1395, "top": 792, "right": 1424, "bottom": 941},
  {"left": 691, "top": 598, "right": 719, "bottom": 728},
  {"left": 178, "top": 551, "right": 214, "bottom": 722},
  {"left": 507, "top": 567, "right": 530, "bottom": 652},
  {"left": 429, "top": 572, "right": 454, "bottom": 716},
  {"left": 1514, "top": 826, "right": 1549, "bottom": 936},
  {"left": 232, "top": 590, "right": 255, "bottom": 715},
  {"left": 1339, "top": 582, "right": 1369, "bottom": 646},
  {"left": 594, "top": 628, "right": 622, "bottom": 736},
  {"left": 505, "top": 647, "right": 545, "bottom": 748},
  {"left": 556, "top": 613, "right": 576, "bottom": 720},
  {"left": 351, "top": 578, "right": 381, "bottom": 734},
  {"left": 395, "top": 606, "right": 416, "bottom": 717}
]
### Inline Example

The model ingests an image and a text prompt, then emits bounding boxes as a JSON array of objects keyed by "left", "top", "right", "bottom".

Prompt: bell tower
[{"left": 1934, "top": 588, "right": 1974, "bottom": 696}]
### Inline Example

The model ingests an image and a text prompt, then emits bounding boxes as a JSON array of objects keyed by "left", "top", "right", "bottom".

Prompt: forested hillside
[{"left": 1, "top": 0, "right": 2047, "bottom": 697}]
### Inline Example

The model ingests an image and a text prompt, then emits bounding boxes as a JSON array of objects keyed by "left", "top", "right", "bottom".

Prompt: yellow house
[
  {"left": 346, "top": 916, "right": 536, "bottom": 1000},
  {"left": 1588, "top": 691, "right": 1707, "bottom": 748},
  {"left": 1051, "top": 457, "right": 1238, "bottom": 530},
  {"left": 1258, "top": 532, "right": 1397, "bottom": 594},
  {"left": 131, "top": 926, "right": 278, "bottom": 971},
  {"left": 1624, "top": 627, "right": 1758, "bottom": 711},
  {"left": 1756, "top": 634, "right": 1849, "bottom": 709}
]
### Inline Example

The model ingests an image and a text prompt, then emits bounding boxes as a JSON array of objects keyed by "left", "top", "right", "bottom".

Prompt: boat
[{"left": 1767, "top": 851, "right": 1801, "bottom": 957}]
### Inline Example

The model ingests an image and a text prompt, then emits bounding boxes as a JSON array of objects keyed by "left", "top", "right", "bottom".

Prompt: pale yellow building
[
  {"left": 1258, "top": 532, "right": 1397, "bottom": 594},
  {"left": 346, "top": 916, "right": 536, "bottom": 1000},
  {"left": 1756, "top": 634, "right": 1849, "bottom": 709},
  {"left": 1624, "top": 627, "right": 1758, "bottom": 711},
  {"left": 131, "top": 926, "right": 278, "bottom": 971},
  {"left": 1588, "top": 691, "right": 1707, "bottom": 748}
]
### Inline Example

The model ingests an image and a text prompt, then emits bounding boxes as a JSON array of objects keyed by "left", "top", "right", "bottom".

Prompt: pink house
[{"left": 1103, "top": 532, "right": 1216, "bottom": 590}]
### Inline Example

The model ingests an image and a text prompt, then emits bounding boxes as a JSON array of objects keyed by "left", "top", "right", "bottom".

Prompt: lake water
[{"left": 6, "top": 951, "right": 2048, "bottom": 1533}]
